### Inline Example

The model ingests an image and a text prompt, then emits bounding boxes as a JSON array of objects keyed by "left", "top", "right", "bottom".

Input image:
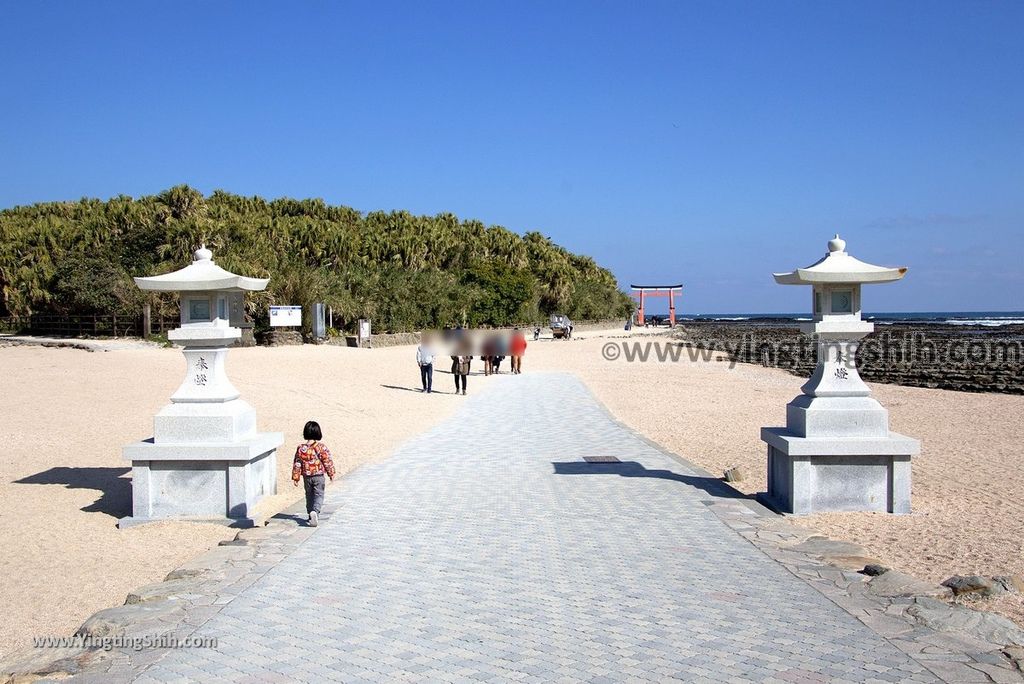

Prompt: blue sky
[{"left": 1, "top": 1, "right": 1021, "bottom": 313}]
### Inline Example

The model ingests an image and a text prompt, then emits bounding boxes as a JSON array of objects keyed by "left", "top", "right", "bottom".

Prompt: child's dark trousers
[{"left": 303, "top": 474, "right": 325, "bottom": 514}]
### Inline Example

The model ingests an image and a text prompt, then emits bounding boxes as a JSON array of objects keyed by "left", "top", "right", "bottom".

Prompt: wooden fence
[{"left": 0, "top": 313, "right": 178, "bottom": 338}]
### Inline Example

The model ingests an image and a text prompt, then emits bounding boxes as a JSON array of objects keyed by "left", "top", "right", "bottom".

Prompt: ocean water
[{"left": 672, "top": 312, "right": 1024, "bottom": 327}]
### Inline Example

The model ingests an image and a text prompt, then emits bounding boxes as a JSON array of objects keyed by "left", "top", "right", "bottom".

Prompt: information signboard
[{"left": 269, "top": 305, "right": 302, "bottom": 327}]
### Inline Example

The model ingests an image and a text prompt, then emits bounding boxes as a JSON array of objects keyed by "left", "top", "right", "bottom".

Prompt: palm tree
[{"left": 0, "top": 188, "right": 629, "bottom": 331}]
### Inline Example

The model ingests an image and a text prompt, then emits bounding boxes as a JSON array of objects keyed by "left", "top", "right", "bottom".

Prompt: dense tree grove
[{"left": 0, "top": 186, "right": 632, "bottom": 333}]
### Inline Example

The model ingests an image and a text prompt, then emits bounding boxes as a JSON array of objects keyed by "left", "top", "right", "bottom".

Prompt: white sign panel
[
  {"left": 270, "top": 305, "right": 302, "bottom": 327},
  {"left": 359, "top": 319, "right": 371, "bottom": 339}
]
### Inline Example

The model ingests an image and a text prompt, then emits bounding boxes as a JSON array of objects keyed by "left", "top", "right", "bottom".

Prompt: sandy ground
[{"left": 1, "top": 326, "right": 1022, "bottom": 656}]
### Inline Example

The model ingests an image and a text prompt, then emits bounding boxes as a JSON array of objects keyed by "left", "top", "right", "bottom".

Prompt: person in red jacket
[
  {"left": 291, "top": 420, "right": 336, "bottom": 527},
  {"left": 510, "top": 329, "right": 528, "bottom": 374}
]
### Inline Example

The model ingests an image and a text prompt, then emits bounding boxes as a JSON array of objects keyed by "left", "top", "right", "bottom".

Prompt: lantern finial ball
[
  {"left": 827, "top": 234, "right": 846, "bottom": 254},
  {"left": 194, "top": 244, "right": 213, "bottom": 262}
]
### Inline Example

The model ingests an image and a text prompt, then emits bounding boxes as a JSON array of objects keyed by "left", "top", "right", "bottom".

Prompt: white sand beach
[{"left": 1, "top": 329, "right": 1022, "bottom": 656}]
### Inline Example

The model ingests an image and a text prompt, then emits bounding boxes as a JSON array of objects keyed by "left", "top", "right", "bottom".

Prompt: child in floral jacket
[{"left": 291, "top": 420, "right": 336, "bottom": 527}]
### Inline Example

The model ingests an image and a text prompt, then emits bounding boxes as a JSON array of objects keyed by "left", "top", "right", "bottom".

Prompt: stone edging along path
[
  {"left": 4, "top": 380, "right": 1024, "bottom": 683},
  {"left": 0, "top": 496, "right": 337, "bottom": 683}
]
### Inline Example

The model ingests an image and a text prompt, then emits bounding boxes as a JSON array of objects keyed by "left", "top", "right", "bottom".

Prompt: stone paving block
[{"left": 922, "top": 659, "right": 997, "bottom": 682}]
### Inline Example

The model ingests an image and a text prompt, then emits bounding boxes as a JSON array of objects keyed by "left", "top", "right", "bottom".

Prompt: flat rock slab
[
  {"left": 909, "top": 598, "right": 1024, "bottom": 648},
  {"left": 77, "top": 600, "right": 185, "bottom": 639},
  {"left": 822, "top": 554, "right": 884, "bottom": 571},
  {"left": 125, "top": 578, "right": 209, "bottom": 605},
  {"left": 786, "top": 536, "right": 869, "bottom": 558},
  {"left": 0, "top": 646, "right": 99, "bottom": 683},
  {"left": 868, "top": 570, "right": 955, "bottom": 599}
]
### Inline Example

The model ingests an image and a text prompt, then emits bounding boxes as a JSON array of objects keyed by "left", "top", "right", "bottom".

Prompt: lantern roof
[
  {"left": 773, "top": 235, "right": 907, "bottom": 285},
  {"left": 134, "top": 246, "right": 270, "bottom": 292}
]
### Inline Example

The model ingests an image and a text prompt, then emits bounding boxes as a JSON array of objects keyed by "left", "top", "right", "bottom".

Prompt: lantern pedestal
[
  {"left": 760, "top": 432, "right": 917, "bottom": 515},
  {"left": 119, "top": 246, "right": 282, "bottom": 528},
  {"left": 119, "top": 433, "right": 281, "bottom": 528},
  {"left": 119, "top": 328, "right": 283, "bottom": 528},
  {"left": 760, "top": 339, "right": 919, "bottom": 514}
]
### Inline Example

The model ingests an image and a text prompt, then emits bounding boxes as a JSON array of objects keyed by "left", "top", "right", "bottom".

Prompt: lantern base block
[
  {"left": 154, "top": 399, "right": 258, "bottom": 444},
  {"left": 119, "top": 432, "right": 283, "bottom": 528},
  {"left": 759, "top": 428, "right": 919, "bottom": 515},
  {"left": 785, "top": 395, "right": 891, "bottom": 439}
]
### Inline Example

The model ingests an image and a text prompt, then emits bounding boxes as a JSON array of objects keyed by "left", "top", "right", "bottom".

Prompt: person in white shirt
[{"left": 416, "top": 333, "right": 436, "bottom": 393}]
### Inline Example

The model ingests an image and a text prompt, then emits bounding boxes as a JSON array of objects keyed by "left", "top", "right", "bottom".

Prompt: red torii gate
[{"left": 630, "top": 284, "right": 683, "bottom": 327}]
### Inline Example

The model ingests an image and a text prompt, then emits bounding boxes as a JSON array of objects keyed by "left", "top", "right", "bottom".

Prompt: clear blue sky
[{"left": 1, "top": 1, "right": 1021, "bottom": 313}]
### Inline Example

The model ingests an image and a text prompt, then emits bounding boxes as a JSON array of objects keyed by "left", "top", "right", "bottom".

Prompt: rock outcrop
[{"left": 675, "top": 322, "right": 1024, "bottom": 394}]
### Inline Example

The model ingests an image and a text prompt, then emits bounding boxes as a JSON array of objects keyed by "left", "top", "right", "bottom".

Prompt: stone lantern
[
  {"left": 119, "top": 246, "right": 283, "bottom": 527},
  {"left": 760, "top": 235, "right": 920, "bottom": 514}
]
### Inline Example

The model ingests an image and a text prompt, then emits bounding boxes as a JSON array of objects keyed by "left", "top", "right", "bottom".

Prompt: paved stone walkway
[{"left": 135, "top": 372, "right": 936, "bottom": 683}]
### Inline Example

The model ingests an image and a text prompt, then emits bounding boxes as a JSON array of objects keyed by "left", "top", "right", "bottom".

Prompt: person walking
[
  {"left": 416, "top": 333, "right": 435, "bottom": 393},
  {"left": 451, "top": 337, "right": 472, "bottom": 395},
  {"left": 451, "top": 354, "right": 472, "bottom": 395},
  {"left": 492, "top": 334, "right": 508, "bottom": 374},
  {"left": 510, "top": 328, "right": 527, "bottom": 374},
  {"left": 481, "top": 334, "right": 495, "bottom": 376},
  {"left": 291, "top": 420, "right": 335, "bottom": 527}
]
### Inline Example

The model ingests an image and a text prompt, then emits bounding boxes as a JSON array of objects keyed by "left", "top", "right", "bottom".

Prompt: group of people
[{"left": 414, "top": 328, "right": 529, "bottom": 395}]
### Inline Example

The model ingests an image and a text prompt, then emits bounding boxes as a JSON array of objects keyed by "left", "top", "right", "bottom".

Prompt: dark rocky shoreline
[{"left": 674, "top": 321, "right": 1024, "bottom": 394}]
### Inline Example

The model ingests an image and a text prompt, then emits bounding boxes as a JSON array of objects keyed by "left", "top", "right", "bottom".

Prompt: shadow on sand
[
  {"left": 380, "top": 384, "right": 454, "bottom": 394},
  {"left": 380, "top": 384, "right": 426, "bottom": 393},
  {"left": 552, "top": 460, "right": 753, "bottom": 501},
  {"left": 13, "top": 466, "right": 132, "bottom": 518}
]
